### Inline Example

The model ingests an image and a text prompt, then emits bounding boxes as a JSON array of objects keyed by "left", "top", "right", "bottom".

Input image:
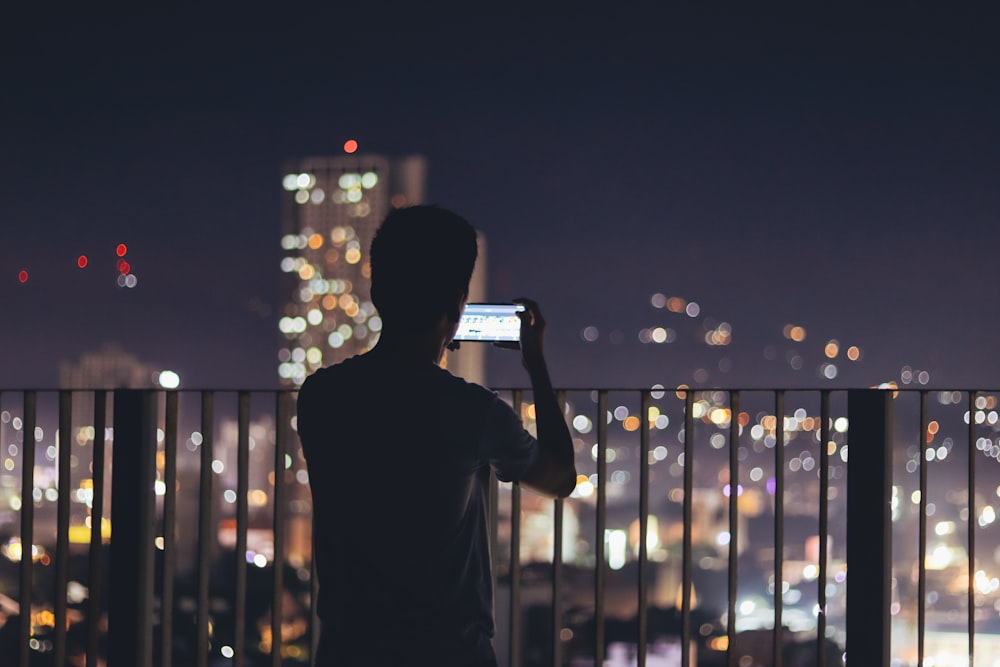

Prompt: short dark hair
[{"left": 369, "top": 205, "right": 478, "bottom": 330}]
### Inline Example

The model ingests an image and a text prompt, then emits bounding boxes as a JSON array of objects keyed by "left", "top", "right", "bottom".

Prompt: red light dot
[
  {"left": 116, "top": 243, "right": 128, "bottom": 257},
  {"left": 118, "top": 260, "right": 131, "bottom": 275},
  {"left": 343, "top": 139, "right": 358, "bottom": 154},
  {"left": 78, "top": 255, "right": 89, "bottom": 269},
  {"left": 18, "top": 270, "right": 28, "bottom": 283}
]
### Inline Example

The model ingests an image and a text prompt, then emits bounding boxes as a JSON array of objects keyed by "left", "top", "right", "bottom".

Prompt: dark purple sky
[{"left": 2, "top": 7, "right": 998, "bottom": 390}]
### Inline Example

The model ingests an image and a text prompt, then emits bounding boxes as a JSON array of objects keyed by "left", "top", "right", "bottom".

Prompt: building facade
[{"left": 278, "top": 154, "right": 484, "bottom": 386}]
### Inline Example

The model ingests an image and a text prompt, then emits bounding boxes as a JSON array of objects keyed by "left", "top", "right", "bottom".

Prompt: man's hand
[{"left": 512, "top": 297, "right": 545, "bottom": 371}]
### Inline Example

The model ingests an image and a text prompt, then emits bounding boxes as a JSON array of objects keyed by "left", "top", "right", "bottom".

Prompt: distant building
[
  {"left": 59, "top": 343, "right": 162, "bottom": 390},
  {"left": 58, "top": 343, "right": 174, "bottom": 432},
  {"left": 278, "top": 154, "right": 485, "bottom": 386}
]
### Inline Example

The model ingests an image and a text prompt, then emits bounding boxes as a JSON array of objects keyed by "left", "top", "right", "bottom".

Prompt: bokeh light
[
  {"left": 782, "top": 325, "right": 807, "bottom": 342},
  {"left": 158, "top": 370, "right": 180, "bottom": 389},
  {"left": 17, "top": 270, "right": 28, "bottom": 283},
  {"left": 343, "top": 139, "right": 358, "bottom": 153},
  {"left": 116, "top": 243, "right": 128, "bottom": 257},
  {"left": 77, "top": 255, "right": 89, "bottom": 269}
]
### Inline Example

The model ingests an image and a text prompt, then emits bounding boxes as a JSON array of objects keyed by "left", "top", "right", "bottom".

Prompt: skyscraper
[{"left": 278, "top": 152, "right": 485, "bottom": 386}]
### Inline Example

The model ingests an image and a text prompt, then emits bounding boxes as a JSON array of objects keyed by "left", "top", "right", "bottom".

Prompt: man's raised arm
[{"left": 512, "top": 299, "right": 577, "bottom": 498}]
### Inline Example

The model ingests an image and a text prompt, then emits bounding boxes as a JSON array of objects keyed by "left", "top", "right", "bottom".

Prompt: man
[{"left": 296, "top": 205, "right": 577, "bottom": 666}]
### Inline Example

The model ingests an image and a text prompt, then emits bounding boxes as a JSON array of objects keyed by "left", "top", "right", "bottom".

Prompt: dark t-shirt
[{"left": 296, "top": 352, "right": 538, "bottom": 666}]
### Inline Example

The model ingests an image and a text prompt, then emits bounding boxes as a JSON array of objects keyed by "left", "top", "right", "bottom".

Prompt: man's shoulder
[
  {"left": 300, "top": 356, "right": 495, "bottom": 402},
  {"left": 297, "top": 360, "right": 364, "bottom": 414},
  {"left": 430, "top": 365, "right": 500, "bottom": 402},
  {"left": 301, "top": 355, "right": 362, "bottom": 387}
]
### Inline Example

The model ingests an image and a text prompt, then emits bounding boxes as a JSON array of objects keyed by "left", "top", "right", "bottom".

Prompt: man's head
[{"left": 369, "top": 205, "right": 478, "bottom": 331}]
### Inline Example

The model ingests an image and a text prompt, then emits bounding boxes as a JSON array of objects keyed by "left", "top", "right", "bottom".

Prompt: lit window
[{"left": 338, "top": 173, "right": 361, "bottom": 189}]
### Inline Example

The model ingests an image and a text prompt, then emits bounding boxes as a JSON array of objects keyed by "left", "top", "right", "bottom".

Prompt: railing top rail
[{"left": 4, "top": 386, "right": 1000, "bottom": 392}]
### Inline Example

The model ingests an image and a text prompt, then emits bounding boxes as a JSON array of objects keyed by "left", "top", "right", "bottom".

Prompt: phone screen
[{"left": 453, "top": 303, "right": 524, "bottom": 342}]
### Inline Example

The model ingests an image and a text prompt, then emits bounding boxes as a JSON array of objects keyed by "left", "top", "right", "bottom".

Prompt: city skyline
[{"left": 2, "top": 9, "right": 998, "bottom": 393}]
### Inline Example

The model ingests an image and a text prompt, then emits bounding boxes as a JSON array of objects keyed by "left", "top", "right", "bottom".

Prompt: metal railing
[{"left": 0, "top": 387, "right": 997, "bottom": 666}]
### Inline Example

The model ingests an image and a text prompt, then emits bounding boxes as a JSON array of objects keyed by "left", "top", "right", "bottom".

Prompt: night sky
[{"left": 2, "top": 7, "right": 998, "bottom": 390}]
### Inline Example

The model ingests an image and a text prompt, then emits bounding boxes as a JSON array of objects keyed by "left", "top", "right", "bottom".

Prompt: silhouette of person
[{"left": 297, "top": 205, "right": 577, "bottom": 666}]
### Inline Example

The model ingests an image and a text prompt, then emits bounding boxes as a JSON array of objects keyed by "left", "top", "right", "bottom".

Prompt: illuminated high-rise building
[{"left": 278, "top": 152, "right": 485, "bottom": 386}]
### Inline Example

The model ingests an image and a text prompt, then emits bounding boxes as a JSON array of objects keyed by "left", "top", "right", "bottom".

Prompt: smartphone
[{"left": 453, "top": 303, "right": 525, "bottom": 342}]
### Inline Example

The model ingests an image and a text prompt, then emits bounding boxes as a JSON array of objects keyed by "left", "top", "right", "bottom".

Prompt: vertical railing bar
[
  {"left": 551, "top": 499, "right": 563, "bottom": 667},
  {"left": 54, "top": 391, "right": 72, "bottom": 667},
  {"left": 108, "top": 390, "right": 157, "bottom": 667},
  {"left": 917, "top": 391, "right": 928, "bottom": 667},
  {"left": 310, "top": 517, "right": 320, "bottom": 664},
  {"left": 87, "top": 391, "right": 107, "bottom": 667},
  {"left": 161, "top": 391, "right": 179, "bottom": 667},
  {"left": 272, "top": 392, "right": 289, "bottom": 667},
  {"left": 18, "top": 390, "right": 37, "bottom": 667},
  {"left": 817, "top": 391, "right": 830, "bottom": 667},
  {"left": 773, "top": 390, "right": 785, "bottom": 667},
  {"left": 637, "top": 390, "right": 650, "bottom": 667},
  {"left": 489, "top": 467, "right": 499, "bottom": 597},
  {"left": 595, "top": 390, "right": 608, "bottom": 666},
  {"left": 235, "top": 392, "right": 250, "bottom": 667},
  {"left": 197, "top": 391, "right": 215, "bottom": 667},
  {"left": 968, "top": 390, "right": 976, "bottom": 665},
  {"left": 727, "top": 391, "right": 740, "bottom": 667},
  {"left": 682, "top": 390, "right": 694, "bottom": 667},
  {"left": 551, "top": 390, "right": 566, "bottom": 667},
  {"left": 845, "top": 390, "right": 893, "bottom": 665},
  {"left": 510, "top": 389, "right": 523, "bottom": 667}
]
